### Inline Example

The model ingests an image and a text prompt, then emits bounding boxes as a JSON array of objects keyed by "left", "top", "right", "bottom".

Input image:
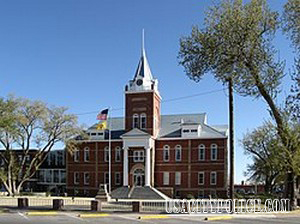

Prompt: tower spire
[{"left": 142, "top": 29, "right": 145, "bottom": 56}]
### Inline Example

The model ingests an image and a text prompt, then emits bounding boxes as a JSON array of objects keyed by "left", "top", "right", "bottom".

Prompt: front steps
[{"left": 110, "top": 186, "right": 169, "bottom": 200}]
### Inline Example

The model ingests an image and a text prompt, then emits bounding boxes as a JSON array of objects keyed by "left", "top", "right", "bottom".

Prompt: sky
[{"left": 0, "top": 0, "right": 296, "bottom": 184}]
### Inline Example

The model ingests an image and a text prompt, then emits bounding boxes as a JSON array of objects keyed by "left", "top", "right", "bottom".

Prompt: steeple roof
[
  {"left": 133, "top": 29, "right": 153, "bottom": 81},
  {"left": 134, "top": 49, "right": 153, "bottom": 81}
]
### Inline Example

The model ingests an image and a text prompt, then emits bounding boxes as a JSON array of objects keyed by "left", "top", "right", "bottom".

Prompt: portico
[{"left": 121, "top": 128, "right": 154, "bottom": 187}]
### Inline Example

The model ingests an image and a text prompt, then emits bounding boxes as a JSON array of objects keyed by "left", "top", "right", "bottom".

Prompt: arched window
[
  {"left": 140, "top": 113, "right": 146, "bottom": 129},
  {"left": 84, "top": 147, "right": 90, "bottom": 162},
  {"left": 210, "top": 144, "right": 218, "bottom": 160},
  {"left": 198, "top": 144, "right": 205, "bottom": 161},
  {"left": 163, "top": 145, "right": 170, "bottom": 162},
  {"left": 115, "top": 146, "right": 121, "bottom": 162},
  {"left": 133, "top": 114, "right": 139, "bottom": 128},
  {"left": 175, "top": 145, "right": 182, "bottom": 162}
]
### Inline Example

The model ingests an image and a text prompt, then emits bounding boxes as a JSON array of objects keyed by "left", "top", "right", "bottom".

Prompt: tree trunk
[
  {"left": 229, "top": 78, "right": 234, "bottom": 201},
  {"left": 286, "top": 171, "right": 297, "bottom": 210}
]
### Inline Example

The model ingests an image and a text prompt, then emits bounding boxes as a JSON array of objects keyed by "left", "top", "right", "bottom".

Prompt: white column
[
  {"left": 145, "top": 148, "right": 151, "bottom": 186},
  {"left": 123, "top": 147, "right": 128, "bottom": 186}
]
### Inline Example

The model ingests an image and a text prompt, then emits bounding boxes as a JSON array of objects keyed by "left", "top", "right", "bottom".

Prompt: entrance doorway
[{"left": 133, "top": 169, "right": 145, "bottom": 187}]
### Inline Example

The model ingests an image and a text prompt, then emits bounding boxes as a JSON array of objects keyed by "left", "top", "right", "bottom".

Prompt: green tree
[
  {"left": 0, "top": 96, "right": 82, "bottom": 196},
  {"left": 178, "top": 0, "right": 299, "bottom": 208},
  {"left": 242, "top": 122, "right": 282, "bottom": 194}
]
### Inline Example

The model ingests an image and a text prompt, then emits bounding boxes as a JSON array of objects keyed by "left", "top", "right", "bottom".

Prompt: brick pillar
[
  {"left": 18, "top": 198, "right": 28, "bottom": 209},
  {"left": 53, "top": 199, "right": 64, "bottom": 210},
  {"left": 91, "top": 200, "right": 102, "bottom": 211},
  {"left": 132, "top": 201, "right": 142, "bottom": 213}
]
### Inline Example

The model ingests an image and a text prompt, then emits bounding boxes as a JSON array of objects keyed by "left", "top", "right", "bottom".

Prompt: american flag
[{"left": 97, "top": 109, "right": 108, "bottom": 120}]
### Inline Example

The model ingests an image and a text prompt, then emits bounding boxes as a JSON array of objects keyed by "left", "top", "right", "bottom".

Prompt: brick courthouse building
[{"left": 66, "top": 46, "right": 229, "bottom": 199}]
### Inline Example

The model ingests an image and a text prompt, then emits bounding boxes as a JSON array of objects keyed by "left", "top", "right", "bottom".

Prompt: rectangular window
[
  {"left": 84, "top": 172, "right": 90, "bottom": 185},
  {"left": 115, "top": 172, "right": 121, "bottom": 185},
  {"left": 46, "top": 170, "right": 52, "bottom": 183},
  {"left": 175, "top": 172, "right": 181, "bottom": 185},
  {"left": 74, "top": 172, "right": 79, "bottom": 185},
  {"left": 104, "top": 172, "right": 109, "bottom": 184},
  {"left": 211, "top": 148, "right": 217, "bottom": 160},
  {"left": 191, "top": 129, "right": 198, "bottom": 133},
  {"left": 199, "top": 148, "right": 205, "bottom": 161},
  {"left": 198, "top": 172, "right": 204, "bottom": 185},
  {"left": 163, "top": 172, "right": 169, "bottom": 185},
  {"left": 210, "top": 172, "right": 217, "bottom": 185},
  {"left": 140, "top": 115, "right": 146, "bottom": 129},
  {"left": 183, "top": 129, "right": 189, "bottom": 133},
  {"left": 133, "top": 115, "right": 139, "bottom": 128},
  {"left": 84, "top": 148, "right": 90, "bottom": 162},
  {"left": 104, "top": 148, "right": 109, "bottom": 162},
  {"left": 133, "top": 150, "right": 144, "bottom": 162},
  {"left": 175, "top": 148, "right": 182, "bottom": 161},
  {"left": 163, "top": 148, "right": 169, "bottom": 162},
  {"left": 115, "top": 148, "right": 121, "bottom": 162},
  {"left": 74, "top": 149, "right": 79, "bottom": 162}
]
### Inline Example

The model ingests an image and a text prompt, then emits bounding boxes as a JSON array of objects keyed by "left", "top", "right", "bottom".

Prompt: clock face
[{"left": 136, "top": 79, "right": 143, "bottom": 86}]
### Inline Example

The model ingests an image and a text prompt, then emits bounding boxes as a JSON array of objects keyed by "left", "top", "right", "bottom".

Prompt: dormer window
[
  {"left": 133, "top": 114, "right": 139, "bottom": 128},
  {"left": 140, "top": 113, "right": 146, "bottom": 129}
]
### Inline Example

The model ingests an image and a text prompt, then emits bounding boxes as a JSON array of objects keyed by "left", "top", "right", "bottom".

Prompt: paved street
[{"left": 0, "top": 212, "right": 299, "bottom": 224}]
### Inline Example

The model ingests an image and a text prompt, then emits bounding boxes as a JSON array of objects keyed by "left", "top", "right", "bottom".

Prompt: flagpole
[{"left": 108, "top": 107, "right": 112, "bottom": 194}]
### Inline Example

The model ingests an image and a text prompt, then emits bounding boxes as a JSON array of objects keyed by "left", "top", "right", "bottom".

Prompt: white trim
[
  {"left": 84, "top": 147, "right": 90, "bottom": 162},
  {"left": 210, "top": 171, "right": 217, "bottom": 185},
  {"left": 163, "top": 172, "right": 169, "bottom": 185},
  {"left": 175, "top": 145, "right": 182, "bottom": 162},
  {"left": 198, "top": 144, "right": 205, "bottom": 161},
  {"left": 163, "top": 145, "right": 170, "bottom": 162},
  {"left": 84, "top": 172, "right": 90, "bottom": 185},
  {"left": 198, "top": 172, "right": 204, "bottom": 185},
  {"left": 210, "top": 144, "right": 218, "bottom": 161},
  {"left": 115, "top": 147, "right": 121, "bottom": 162},
  {"left": 74, "top": 172, "right": 79, "bottom": 185},
  {"left": 74, "top": 149, "right": 79, "bottom": 162}
]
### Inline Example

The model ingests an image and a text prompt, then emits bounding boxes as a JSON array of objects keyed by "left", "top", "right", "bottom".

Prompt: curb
[
  {"left": 138, "top": 215, "right": 169, "bottom": 219},
  {"left": 78, "top": 213, "right": 110, "bottom": 218},
  {"left": 204, "top": 215, "right": 233, "bottom": 221},
  {"left": 25, "top": 211, "right": 59, "bottom": 216}
]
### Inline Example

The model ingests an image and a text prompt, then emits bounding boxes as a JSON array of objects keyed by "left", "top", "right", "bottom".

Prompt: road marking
[
  {"left": 26, "top": 211, "right": 59, "bottom": 216},
  {"left": 78, "top": 213, "right": 110, "bottom": 218},
  {"left": 18, "top": 212, "right": 30, "bottom": 220}
]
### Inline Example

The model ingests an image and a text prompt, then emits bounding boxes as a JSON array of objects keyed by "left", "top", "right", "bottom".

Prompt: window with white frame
[
  {"left": 198, "top": 172, "right": 204, "bottom": 185},
  {"left": 175, "top": 145, "right": 182, "bottom": 161},
  {"left": 74, "top": 149, "right": 79, "bottom": 162},
  {"left": 211, "top": 144, "right": 218, "bottom": 160},
  {"left": 104, "top": 147, "right": 109, "bottom": 162},
  {"left": 175, "top": 172, "right": 181, "bottom": 185},
  {"left": 133, "top": 114, "right": 139, "bottom": 128},
  {"left": 115, "top": 147, "right": 121, "bottom": 162},
  {"left": 84, "top": 172, "right": 90, "bottom": 185},
  {"left": 133, "top": 150, "right": 144, "bottom": 162},
  {"left": 163, "top": 145, "right": 170, "bottom": 162},
  {"left": 74, "top": 172, "right": 79, "bottom": 184},
  {"left": 84, "top": 147, "right": 90, "bottom": 162},
  {"left": 210, "top": 189, "right": 217, "bottom": 198},
  {"left": 104, "top": 172, "right": 109, "bottom": 184},
  {"left": 163, "top": 172, "right": 169, "bottom": 185},
  {"left": 198, "top": 144, "right": 205, "bottom": 161},
  {"left": 210, "top": 172, "right": 217, "bottom": 185},
  {"left": 115, "top": 172, "right": 121, "bottom": 185},
  {"left": 140, "top": 113, "right": 146, "bottom": 129}
]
